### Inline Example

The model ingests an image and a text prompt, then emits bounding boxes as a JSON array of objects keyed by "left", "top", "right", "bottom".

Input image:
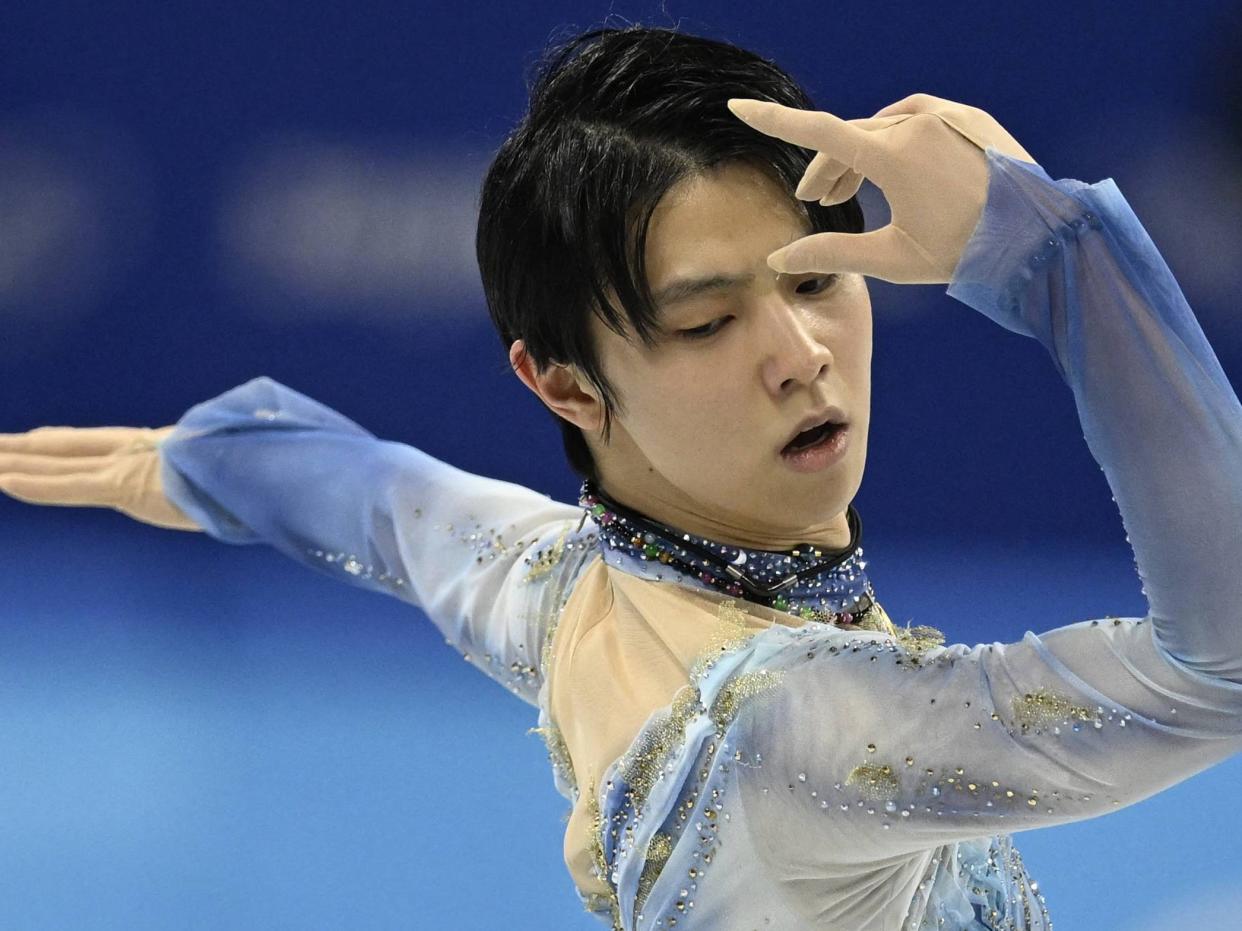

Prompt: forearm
[{"left": 948, "top": 147, "right": 1242, "bottom": 680}]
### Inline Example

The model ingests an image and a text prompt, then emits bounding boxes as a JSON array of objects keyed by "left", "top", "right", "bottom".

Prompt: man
[{"left": 3, "top": 24, "right": 1241, "bottom": 931}]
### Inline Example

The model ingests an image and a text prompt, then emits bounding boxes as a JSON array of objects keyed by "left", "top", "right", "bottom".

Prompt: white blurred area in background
[
  {"left": 214, "top": 135, "right": 488, "bottom": 324},
  {"left": 0, "top": 111, "right": 154, "bottom": 360},
  {"left": 1130, "top": 881, "right": 1242, "bottom": 931}
]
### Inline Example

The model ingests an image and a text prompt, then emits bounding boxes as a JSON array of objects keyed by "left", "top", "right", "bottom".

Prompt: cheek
[{"left": 629, "top": 362, "right": 750, "bottom": 462}]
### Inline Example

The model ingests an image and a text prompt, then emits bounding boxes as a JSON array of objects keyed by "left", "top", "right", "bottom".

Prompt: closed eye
[
  {"left": 796, "top": 274, "right": 839, "bottom": 295},
  {"left": 677, "top": 316, "right": 733, "bottom": 340},
  {"left": 675, "top": 276, "right": 839, "bottom": 341}
]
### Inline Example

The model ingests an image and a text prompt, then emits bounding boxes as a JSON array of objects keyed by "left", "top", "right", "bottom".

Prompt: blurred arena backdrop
[{"left": 2, "top": 2, "right": 1241, "bottom": 928}]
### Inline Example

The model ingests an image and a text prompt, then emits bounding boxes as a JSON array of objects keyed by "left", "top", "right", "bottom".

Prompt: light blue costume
[{"left": 159, "top": 148, "right": 1242, "bottom": 929}]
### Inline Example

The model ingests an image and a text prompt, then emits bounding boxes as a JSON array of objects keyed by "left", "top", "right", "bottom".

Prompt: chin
[{"left": 771, "top": 481, "right": 845, "bottom": 513}]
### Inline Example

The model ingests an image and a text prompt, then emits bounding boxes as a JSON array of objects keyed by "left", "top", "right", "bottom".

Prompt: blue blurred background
[{"left": 2, "top": 1, "right": 1241, "bottom": 928}]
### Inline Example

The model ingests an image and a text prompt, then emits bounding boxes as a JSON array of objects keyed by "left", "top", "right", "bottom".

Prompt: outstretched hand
[
  {"left": 726, "top": 93, "right": 1037, "bottom": 284},
  {"left": 0, "top": 424, "right": 203, "bottom": 531}
]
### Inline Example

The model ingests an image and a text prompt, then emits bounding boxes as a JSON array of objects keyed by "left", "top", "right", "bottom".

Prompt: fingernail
[
  {"left": 767, "top": 249, "right": 792, "bottom": 273},
  {"left": 794, "top": 177, "right": 813, "bottom": 200},
  {"left": 727, "top": 98, "right": 769, "bottom": 119}
]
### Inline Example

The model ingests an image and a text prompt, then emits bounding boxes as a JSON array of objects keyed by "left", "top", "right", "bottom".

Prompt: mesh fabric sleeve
[{"left": 158, "top": 376, "right": 594, "bottom": 707}]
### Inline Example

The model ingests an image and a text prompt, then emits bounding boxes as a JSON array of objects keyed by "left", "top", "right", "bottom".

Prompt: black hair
[{"left": 476, "top": 22, "right": 864, "bottom": 483}]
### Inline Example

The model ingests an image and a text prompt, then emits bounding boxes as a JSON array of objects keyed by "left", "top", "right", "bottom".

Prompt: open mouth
[{"left": 782, "top": 420, "right": 844, "bottom": 455}]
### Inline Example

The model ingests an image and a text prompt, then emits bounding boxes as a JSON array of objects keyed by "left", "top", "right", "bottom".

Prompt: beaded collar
[{"left": 577, "top": 478, "right": 876, "bottom": 627}]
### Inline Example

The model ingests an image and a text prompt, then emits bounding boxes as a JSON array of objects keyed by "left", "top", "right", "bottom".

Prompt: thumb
[{"left": 767, "top": 225, "right": 937, "bottom": 284}]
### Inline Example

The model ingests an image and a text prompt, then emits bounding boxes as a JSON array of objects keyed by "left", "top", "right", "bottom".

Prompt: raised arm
[
  {"left": 156, "top": 376, "right": 596, "bottom": 707},
  {"left": 729, "top": 144, "right": 1242, "bottom": 870}
]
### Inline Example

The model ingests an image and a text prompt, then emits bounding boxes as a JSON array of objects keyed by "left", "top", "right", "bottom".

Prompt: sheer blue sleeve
[
  {"left": 947, "top": 146, "right": 1242, "bottom": 677},
  {"left": 157, "top": 376, "right": 596, "bottom": 707},
  {"left": 727, "top": 147, "right": 1242, "bottom": 868}
]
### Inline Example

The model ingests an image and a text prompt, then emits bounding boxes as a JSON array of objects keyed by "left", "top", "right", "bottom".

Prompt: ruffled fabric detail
[{"left": 903, "top": 835, "right": 1051, "bottom": 930}]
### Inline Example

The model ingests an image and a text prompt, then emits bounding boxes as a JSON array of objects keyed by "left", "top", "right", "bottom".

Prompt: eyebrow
[{"left": 651, "top": 272, "right": 756, "bottom": 313}]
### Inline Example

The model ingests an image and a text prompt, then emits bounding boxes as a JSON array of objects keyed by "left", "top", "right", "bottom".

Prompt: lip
[
  {"left": 779, "top": 406, "right": 848, "bottom": 455},
  {"left": 780, "top": 422, "right": 850, "bottom": 472}
]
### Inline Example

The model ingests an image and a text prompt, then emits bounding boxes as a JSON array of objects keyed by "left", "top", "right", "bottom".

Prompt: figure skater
[{"left": 2, "top": 24, "right": 1240, "bottom": 931}]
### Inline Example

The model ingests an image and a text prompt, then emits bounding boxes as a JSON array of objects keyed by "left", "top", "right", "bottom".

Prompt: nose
[{"left": 760, "top": 300, "right": 833, "bottom": 396}]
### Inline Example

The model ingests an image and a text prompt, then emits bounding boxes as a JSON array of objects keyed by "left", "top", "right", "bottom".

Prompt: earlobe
[{"left": 508, "top": 339, "right": 604, "bottom": 433}]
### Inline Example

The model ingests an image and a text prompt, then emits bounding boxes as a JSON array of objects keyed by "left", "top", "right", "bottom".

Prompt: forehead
[
  {"left": 644, "top": 161, "right": 809, "bottom": 275},
  {"left": 589, "top": 161, "right": 813, "bottom": 353}
]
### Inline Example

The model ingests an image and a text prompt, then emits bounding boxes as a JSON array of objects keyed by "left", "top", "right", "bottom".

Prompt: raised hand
[
  {"left": 726, "top": 93, "right": 1037, "bottom": 284},
  {"left": 0, "top": 424, "right": 202, "bottom": 531}
]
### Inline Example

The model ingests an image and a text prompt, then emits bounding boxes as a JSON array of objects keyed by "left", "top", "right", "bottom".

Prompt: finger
[
  {"left": 794, "top": 151, "right": 849, "bottom": 200},
  {"left": 0, "top": 425, "right": 152, "bottom": 456},
  {"left": 766, "top": 225, "right": 932, "bottom": 284},
  {"left": 818, "top": 167, "right": 865, "bottom": 206},
  {"left": 792, "top": 158, "right": 865, "bottom": 207},
  {"left": 0, "top": 451, "right": 117, "bottom": 476},
  {"left": 727, "top": 99, "right": 882, "bottom": 175},
  {"left": 0, "top": 470, "right": 119, "bottom": 508}
]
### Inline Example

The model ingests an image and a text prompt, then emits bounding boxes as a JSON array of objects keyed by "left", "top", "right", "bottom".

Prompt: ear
[{"left": 509, "top": 339, "right": 605, "bottom": 433}]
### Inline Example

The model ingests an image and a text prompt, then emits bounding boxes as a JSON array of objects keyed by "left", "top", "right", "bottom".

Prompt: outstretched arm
[
  {"left": 0, "top": 377, "right": 595, "bottom": 707},
  {"left": 155, "top": 376, "right": 596, "bottom": 707}
]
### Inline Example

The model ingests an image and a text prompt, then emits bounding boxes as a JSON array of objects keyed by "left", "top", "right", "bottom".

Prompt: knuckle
[
  {"left": 896, "top": 92, "right": 940, "bottom": 111},
  {"left": 902, "top": 112, "right": 950, "bottom": 140}
]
